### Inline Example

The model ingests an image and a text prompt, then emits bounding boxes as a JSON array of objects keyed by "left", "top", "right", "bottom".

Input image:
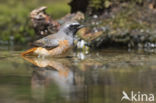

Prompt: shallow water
[{"left": 0, "top": 47, "right": 156, "bottom": 103}]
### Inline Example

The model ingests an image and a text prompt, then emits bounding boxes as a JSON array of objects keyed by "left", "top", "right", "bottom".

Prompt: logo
[{"left": 121, "top": 91, "right": 154, "bottom": 102}]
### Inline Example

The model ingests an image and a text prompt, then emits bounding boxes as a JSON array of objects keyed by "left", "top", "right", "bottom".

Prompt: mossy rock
[{"left": 76, "top": 2, "right": 156, "bottom": 49}]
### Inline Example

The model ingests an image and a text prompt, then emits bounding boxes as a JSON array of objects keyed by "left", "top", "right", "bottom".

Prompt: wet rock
[
  {"left": 76, "top": 27, "right": 104, "bottom": 49},
  {"left": 75, "top": 3, "right": 156, "bottom": 49}
]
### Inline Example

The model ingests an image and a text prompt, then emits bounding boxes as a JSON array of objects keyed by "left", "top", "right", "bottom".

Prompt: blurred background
[
  {"left": 0, "top": 0, "right": 70, "bottom": 45},
  {"left": 0, "top": 0, "right": 156, "bottom": 49}
]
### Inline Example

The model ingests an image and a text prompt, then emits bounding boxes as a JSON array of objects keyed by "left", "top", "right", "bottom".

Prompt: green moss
[
  {"left": 88, "top": 0, "right": 144, "bottom": 12},
  {"left": 102, "top": 5, "right": 149, "bottom": 33}
]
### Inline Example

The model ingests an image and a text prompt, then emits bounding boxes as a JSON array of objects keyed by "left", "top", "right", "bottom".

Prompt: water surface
[{"left": 0, "top": 48, "right": 156, "bottom": 103}]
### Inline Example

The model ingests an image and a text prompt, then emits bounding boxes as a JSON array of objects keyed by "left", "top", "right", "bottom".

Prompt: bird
[{"left": 21, "top": 21, "right": 84, "bottom": 57}]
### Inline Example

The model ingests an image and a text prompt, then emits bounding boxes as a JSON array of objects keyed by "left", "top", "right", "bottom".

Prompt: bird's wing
[{"left": 33, "top": 34, "right": 59, "bottom": 49}]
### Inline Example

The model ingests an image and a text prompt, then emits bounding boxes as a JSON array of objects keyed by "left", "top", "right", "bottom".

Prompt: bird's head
[{"left": 60, "top": 21, "right": 84, "bottom": 36}]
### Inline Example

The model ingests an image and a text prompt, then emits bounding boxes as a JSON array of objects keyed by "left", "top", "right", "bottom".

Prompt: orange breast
[{"left": 48, "top": 40, "right": 71, "bottom": 56}]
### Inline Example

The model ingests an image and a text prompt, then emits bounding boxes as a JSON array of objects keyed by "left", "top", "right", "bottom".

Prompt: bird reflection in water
[{"left": 21, "top": 56, "right": 85, "bottom": 102}]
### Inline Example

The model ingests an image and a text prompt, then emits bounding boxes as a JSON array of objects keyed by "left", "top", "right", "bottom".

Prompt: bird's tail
[{"left": 21, "top": 47, "right": 38, "bottom": 56}]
